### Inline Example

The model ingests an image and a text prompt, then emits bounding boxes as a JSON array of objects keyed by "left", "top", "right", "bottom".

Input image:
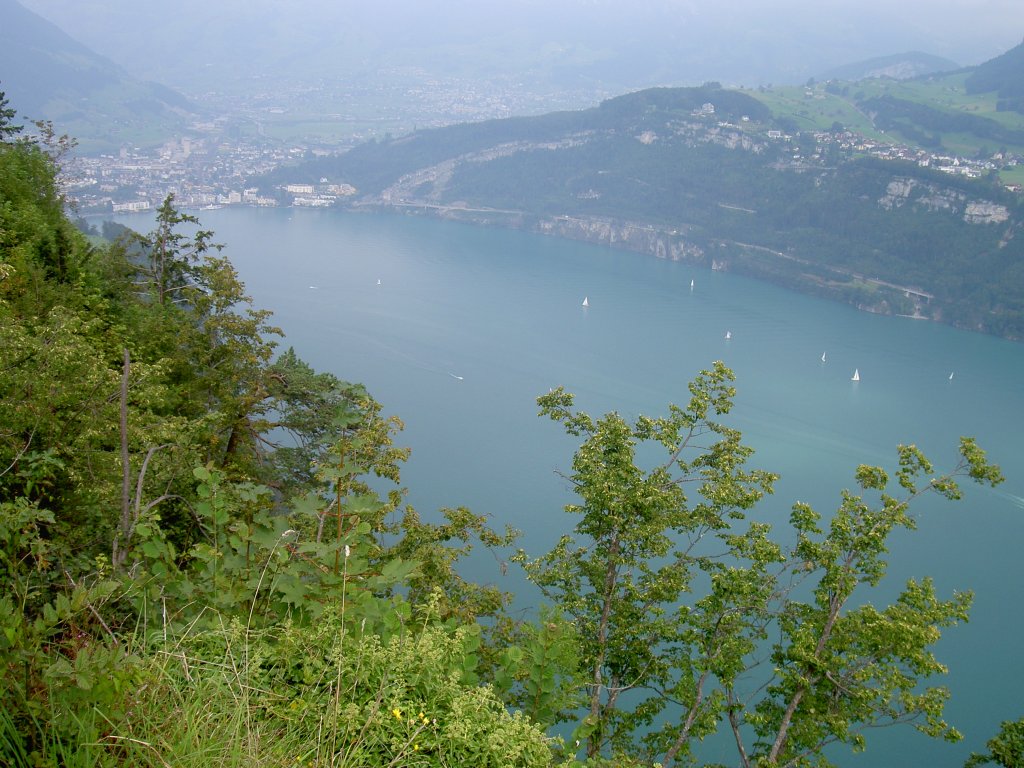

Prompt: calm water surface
[{"left": 113, "top": 206, "right": 1024, "bottom": 766}]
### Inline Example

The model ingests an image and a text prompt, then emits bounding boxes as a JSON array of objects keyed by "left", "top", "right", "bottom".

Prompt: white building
[{"left": 112, "top": 200, "right": 151, "bottom": 212}]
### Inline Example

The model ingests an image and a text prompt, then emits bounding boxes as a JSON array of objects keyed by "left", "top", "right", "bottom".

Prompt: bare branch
[{"left": 0, "top": 425, "right": 36, "bottom": 479}]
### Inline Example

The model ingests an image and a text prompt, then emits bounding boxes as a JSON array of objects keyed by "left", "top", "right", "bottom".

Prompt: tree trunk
[{"left": 113, "top": 348, "right": 131, "bottom": 569}]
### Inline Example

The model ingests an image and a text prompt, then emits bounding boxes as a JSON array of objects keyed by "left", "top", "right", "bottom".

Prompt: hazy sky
[{"left": 16, "top": 0, "right": 1024, "bottom": 92}]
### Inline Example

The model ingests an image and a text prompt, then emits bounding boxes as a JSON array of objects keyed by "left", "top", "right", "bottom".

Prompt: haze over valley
[{"left": 7, "top": 0, "right": 1024, "bottom": 150}]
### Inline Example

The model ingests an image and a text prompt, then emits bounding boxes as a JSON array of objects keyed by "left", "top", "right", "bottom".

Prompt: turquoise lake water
[{"left": 112, "top": 206, "right": 1024, "bottom": 766}]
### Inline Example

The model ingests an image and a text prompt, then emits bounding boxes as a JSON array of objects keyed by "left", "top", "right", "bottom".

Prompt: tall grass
[{"left": 63, "top": 603, "right": 552, "bottom": 767}]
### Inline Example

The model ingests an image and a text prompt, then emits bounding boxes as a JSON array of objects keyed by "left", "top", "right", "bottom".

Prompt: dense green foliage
[
  {"left": 0, "top": 96, "right": 1016, "bottom": 768},
  {"left": 0, "top": 88, "right": 21, "bottom": 139},
  {"left": 519, "top": 370, "right": 1004, "bottom": 767},
  {"left": 0, "top": 120, "right": 546, "bottom": 766},
  {"left": 966, "top": 718, "right": 1024, "bottom": 768}
]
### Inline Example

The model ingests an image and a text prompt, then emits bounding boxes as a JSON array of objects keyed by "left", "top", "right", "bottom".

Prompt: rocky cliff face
[
  {"left": 879, "top": 177, "right": 1010, "bottom": 224},
  {"left": 964, "top": 201, "right": 1011, "bottom": 224},
  {"left": 535, "top": 216, "right": 705, "bottom": 262},
  {"left": 356, "top": 149, "right": 1020, "bottom": 338}
]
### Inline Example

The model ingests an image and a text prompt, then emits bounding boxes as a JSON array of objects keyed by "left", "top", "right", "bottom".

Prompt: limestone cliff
[{"left": 534, "top": 217, "right": 705, "bottom": 263}]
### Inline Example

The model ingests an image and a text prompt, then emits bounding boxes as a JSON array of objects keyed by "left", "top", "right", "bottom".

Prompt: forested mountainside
[
  {"left": 267, "top": 73, "right": 1024, "bottom": 339},
  {"left": 0, "top": 0, "right": 197, "bottom": 151},
  {"left": 965, "top": 41, "right": 1024, "bottom": 111},
  {"left": 2, "top": 88, "right": 1018, "bottom": 767}
]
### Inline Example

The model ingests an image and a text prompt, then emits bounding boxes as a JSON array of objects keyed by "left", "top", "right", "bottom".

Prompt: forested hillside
[
  {"left": 1, "top": 91, "right": 1018, "bottom": 768},
  {"left": 965, "top": 42, "right": 1024, "bottom": 112},
  {"left": 269, "top": 81, "right": 1024, "bottom": 340},
  {"left": 0, "top": 94, "right": 551, "bottom": 766},
  {"left": 0, "top": 0, "right": 197, "bottom": 152}
]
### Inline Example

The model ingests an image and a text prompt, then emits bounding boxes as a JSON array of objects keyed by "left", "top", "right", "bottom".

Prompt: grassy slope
[{"left": 747, "top": 71, "right": 1024, "bottom": 159}]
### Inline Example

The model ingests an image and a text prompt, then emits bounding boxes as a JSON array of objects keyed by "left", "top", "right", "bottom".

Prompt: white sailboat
[
  {"left": 949, "top": 372, "right": 955, "bottom": 381},
  {"left": 690, "top": 279, "right": 695, "bottom": 290},
  {"left": 821, "top": 352, "right": 827, "bottom": 363},
  {"left": 582, "top": 296, "right": 589, "bottom": 307},
  {"left": 851, "top": 368, "right": 860, "bottom": 382},
  {"left": 725, "top": 330, "right": 732, "bottom": 340}
]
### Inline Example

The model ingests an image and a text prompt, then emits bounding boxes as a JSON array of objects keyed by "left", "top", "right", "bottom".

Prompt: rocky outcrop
[
  {"left": 878, "top": 178, "right": 916, "bottom": 208},
  {"left": 535, "top": 216, "right": 705, "bottom": 262},
  {"left": 878, "top": 177, "right": 965, "bottom": 212},
  {"left": 878, "top": 177, "right": 1009, "bottom": 224},
  {"left": 964, "top": 201, "right": 1010, "bottom": 224}
]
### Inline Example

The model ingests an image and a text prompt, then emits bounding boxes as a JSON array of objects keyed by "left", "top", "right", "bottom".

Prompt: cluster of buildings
[
  {"left": 805, "top": 129, "right": 1020, "bottom": 181},
  {"left": 65, "top": 136, "right": 301, "bottom": 214},
  {"left": 62, "top": 69, "right": 601, "bottom": 216},
  {"left": 62, "top": 99, "right": 1022, "bottom": 217},
  {"left": 687, "top": 99, "right": 1021, "bottom": 183}
]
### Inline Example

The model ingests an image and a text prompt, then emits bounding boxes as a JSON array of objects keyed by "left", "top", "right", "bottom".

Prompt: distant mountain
[
  {"left": 818, "top": 52, "right": 960, "bottom": 82},
  {"left": 18, "top": 0, "right": 1022, "bottom": 96},
  {"left": 0, "top": 0, "right": 198, "bottom": 151}
]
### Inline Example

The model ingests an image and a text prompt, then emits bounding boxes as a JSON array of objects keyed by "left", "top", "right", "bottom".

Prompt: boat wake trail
[{"left": 996, "top": 490, "right": 1024, "bottom": 511}]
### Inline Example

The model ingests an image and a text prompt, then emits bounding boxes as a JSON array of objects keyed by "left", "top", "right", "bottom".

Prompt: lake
[{"left": 112, "top": 205, "right": 1024, "bottom": 766}]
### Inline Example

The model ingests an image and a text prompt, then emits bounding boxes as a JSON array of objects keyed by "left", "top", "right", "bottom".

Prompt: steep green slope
[
  {"left": 965, "top": 41, "right": 1024, "bottom": 111},
  {"left": 0, "top": 0, "right": 198, "bottom": 151},
  {"left": 757, "top": 42, "right": 1024, "bottom": 157},
  {"left": 0, "top": 101, "right": 555, "bottom": 768}
]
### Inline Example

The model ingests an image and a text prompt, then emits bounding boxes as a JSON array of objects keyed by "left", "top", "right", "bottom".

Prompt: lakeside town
[{"left": 62, "top": 98, "right": 1022, "bottom": 217}]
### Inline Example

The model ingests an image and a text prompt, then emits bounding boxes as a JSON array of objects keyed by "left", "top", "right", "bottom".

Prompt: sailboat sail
[
  {"left": 851, "top": 368, "right": 860, "bottom": 381},
  {"left": 582, "top": 296, "right": 589, "bottom": 307}
]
